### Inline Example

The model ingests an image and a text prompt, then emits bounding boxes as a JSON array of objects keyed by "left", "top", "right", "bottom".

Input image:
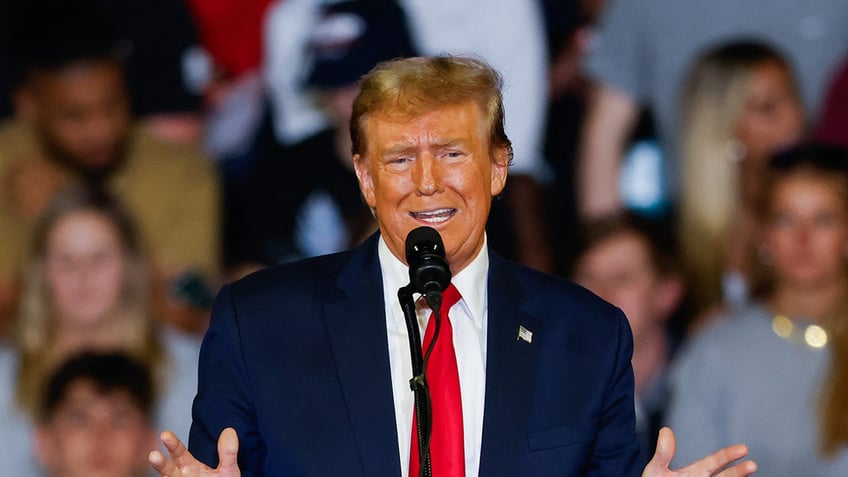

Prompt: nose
[{"left": 412, "top": 154, "right": 443, "bottom": 196}]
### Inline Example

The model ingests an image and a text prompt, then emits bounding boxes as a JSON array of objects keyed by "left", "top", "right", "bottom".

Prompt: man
[
  {"left": 35, "top": 351, "right": 157, "bottom": 477},
  {"left": 0, "top": 4, "right": 220, "bottom": 334},
  {"left": 150, "top": 56, "right": 755, "bottom": 476},
  {"left": 264, "top": 0, "right": 554, "bottom": 273}
]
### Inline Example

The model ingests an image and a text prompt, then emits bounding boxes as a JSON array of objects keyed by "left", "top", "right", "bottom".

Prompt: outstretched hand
[
  {"left": 643, "top": 427, "right": 757, "bottom": 477},
  {"left": 149, "top": 428, "right": 241, "bottom": 477}
]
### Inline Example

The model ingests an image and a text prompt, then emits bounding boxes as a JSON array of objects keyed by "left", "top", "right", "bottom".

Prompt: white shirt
[{"left": 378, "top": 236, "right": 488, "bottom": 477}]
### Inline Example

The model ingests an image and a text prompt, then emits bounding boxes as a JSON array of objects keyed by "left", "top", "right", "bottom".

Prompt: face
[
  {"left": 762, "top": 173, "right": 848, "bottom": 289},
  {"left": 36, "top": 380, "right": 153, "bottom": 477},
  {"left": 735, "top": 60, "right": 804, "bottom": 164},
  {"left": 27, "top": 62, "right": 130, "bottom": 172},
  {"left": 573, "top": 232, "right": 672, "bottom": 343},
  {"left": 45, "top": 211, "right": 127, "bottom": 327},
  {"left": 353, "top": 101, "right": 508, "bottom": 273}
]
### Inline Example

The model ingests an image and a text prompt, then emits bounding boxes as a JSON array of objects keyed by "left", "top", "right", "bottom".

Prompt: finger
[
  {"left": 160, "top": 430, "right": 195, "bottom": 469},
  {"left": 150, "top": 449, "right": 181, "bottom": 477},
  {"left": 716, "top": 460, "right": 758, "bottom": 477},
  {"left": 686, "top": 444, "right": 750, "bottom": 474},
  {"left": 217, "top": 427, "right": 240, "bottom": 474},
  {"left": 647, "top": 427, "right": 676, "bottom": 469}
]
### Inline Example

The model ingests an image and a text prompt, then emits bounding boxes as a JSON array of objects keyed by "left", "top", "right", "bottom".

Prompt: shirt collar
[{"left": 378, "top": 233, "right": 488, "bottom": 325}]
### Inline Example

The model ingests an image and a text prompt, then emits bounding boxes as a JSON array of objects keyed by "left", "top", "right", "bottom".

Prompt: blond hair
[
  {"left": 351, "top": 55, "right": 513, "bottom": 164},
  {"left": 678, "top": 40, "right": 795, "bottom": 311},
  {"left": 15, "top": 187, "right": 163, "bottom": 415}
]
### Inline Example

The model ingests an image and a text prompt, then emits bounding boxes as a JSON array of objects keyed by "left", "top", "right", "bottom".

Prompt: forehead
[
  {"left": 580, "top": 233, "right": 654, "bottom": 271},
  {"left": 31, "top": 62, "right": 124, "bottom": 98},
  {"left": 48, "top": 211, "right": 121, "bottom": 250},
  {"left": 770, "top": 173, "right": 847, "bottom": 207},
  {"left": 362, "top": 101, "right": 487, "bottom": 151},
  {"left": 53, "top": 379, "right": 139, "bottom": 412}
]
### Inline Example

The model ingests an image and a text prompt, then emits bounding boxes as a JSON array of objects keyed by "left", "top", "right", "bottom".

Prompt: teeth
[
  {"left": 411, "top": 208, "right": 455, "bottom": 223},
  {"left": 417, "top": 208, "right": 452, "bottom": 216}
]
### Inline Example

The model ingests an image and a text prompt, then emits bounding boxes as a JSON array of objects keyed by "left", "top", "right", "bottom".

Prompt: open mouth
[{"left": 409, "top": 208, "right": 457, "bottom": 224}]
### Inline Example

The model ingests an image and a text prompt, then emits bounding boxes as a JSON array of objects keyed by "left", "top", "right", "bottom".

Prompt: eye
[
  {"left": 771, "top": 213, "right": 794, "bottom": 228},
  {"left": 441, "top": 149, "right": 466, "bottom": 160},
  {"left": 814, "top": 213, "right": 839, "bottom": 227}
]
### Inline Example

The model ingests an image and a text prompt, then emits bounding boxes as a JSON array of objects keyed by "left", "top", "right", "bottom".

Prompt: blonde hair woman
[
  {"left": 0, "top": 186, "right": 199, "bottom": 476},
  {"left": 15, "top": 187, "right": 162, "bottom": 412},
  {"left": 678, "top": 39, "right": 804, "bottom": 314}
]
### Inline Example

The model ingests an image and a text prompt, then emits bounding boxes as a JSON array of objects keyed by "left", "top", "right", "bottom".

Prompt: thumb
[
  {"left": 650, "top": 427, "right": 677, "bottom": 469},
  {"left": 217, "top": 427, "right": 240, "bottom": 475}
]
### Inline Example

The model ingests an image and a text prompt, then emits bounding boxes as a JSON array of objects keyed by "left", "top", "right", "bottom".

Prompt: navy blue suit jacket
[{"left": 188, "top": 235, "right": 641, "bottom": 476}]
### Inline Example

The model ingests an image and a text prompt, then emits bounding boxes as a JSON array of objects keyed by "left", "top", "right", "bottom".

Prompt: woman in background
[
  {"left": 678, "top": 40, "right": 804, "bottom": 315},
  {"left": 0, "top": 187, "right": 199, "bottom": 475},
  {"left": 667, "top": 143, "right": 848, "bottom": 476}
]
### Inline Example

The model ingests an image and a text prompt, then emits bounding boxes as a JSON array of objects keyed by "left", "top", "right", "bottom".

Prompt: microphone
[{"left": 405, "top": 226, "right": 451, "bottom": 308}]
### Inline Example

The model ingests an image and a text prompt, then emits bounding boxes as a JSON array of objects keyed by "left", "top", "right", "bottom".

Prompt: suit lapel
[
  {"left": 478, "top": 254, "right": 541, "bottom": 476},
  {"left": 323, "top": 235, "right": 402, "bottom": 476}
]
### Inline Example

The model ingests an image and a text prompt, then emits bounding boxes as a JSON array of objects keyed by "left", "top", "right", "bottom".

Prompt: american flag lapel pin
[{"left": 517, "top": 325, "right": 533, "bottom": 344}]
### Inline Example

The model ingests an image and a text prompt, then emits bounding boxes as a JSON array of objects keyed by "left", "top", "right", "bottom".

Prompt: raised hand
[
  {"left": 643, "top": 427, "right": 757, "bottom": 477},
  {"left": 149, "top": 428, "right": 241, "bottom": 477}
]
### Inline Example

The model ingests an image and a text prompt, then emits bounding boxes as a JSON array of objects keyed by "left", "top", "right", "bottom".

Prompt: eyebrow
[{"left": 382, "top": 138, "right": 470, "bottom": 156}]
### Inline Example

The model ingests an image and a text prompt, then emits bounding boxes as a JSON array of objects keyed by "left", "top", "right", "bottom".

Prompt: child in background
[
  {"left": 572, "top": 213, "right": 685, "bottom": 463},
  {"left": 34, "top": 351, "right": 156, "bottom": 477}
]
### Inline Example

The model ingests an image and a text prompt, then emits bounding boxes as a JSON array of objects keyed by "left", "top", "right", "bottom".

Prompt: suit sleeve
[
  {"left": 188, "top": 284, "right": 266, "bottom": 476},
  {"left": 588, "top": 308, "right": 642, "bottom": 476}
]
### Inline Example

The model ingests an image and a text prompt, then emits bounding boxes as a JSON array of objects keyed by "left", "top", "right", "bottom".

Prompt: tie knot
[{"left": 441, "top": 283, "right": 462, "bottom": 311}]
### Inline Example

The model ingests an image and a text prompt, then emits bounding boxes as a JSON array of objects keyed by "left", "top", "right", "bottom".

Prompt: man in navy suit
[{"left": 150, "top": 56, "right": 756, "bottom": 476}]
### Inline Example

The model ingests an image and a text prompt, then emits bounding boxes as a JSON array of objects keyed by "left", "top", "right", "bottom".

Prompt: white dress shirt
[{"left": 379, "top": 236, "right": 488, "bottom": 477}]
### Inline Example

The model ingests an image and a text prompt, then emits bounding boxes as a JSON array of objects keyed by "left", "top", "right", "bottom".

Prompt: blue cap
[{"left": 306, "top": 1, "right": 417, "bottom": 89}]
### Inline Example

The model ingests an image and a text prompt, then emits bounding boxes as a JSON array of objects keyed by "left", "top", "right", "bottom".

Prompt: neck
[
  {"left": 53, "top": 312, "right": 132, "bottom": 356},
  {"left": 632, "top": 327, "right": 668, "bottom": 398},
  {"left": 769, "top": 275, "right": 848, "bottom": 325}
]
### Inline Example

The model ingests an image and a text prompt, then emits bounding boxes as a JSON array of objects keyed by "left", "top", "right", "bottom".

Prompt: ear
[
  {"left": 13, "top": 84, "right": 38, "bottom": 121},
  {"left": 653, "top": 275, "right": 684, "bottom": 323},
  {"left": 353, "top": 153, "right": 377, "bottom": 208},
  {"left": 490, "top": 146, "right": 509, "bottom": 196}
]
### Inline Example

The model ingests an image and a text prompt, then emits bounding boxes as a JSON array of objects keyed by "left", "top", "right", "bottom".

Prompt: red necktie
[{"left": 410, "top": 284, "right": 465, "bottom": 477}]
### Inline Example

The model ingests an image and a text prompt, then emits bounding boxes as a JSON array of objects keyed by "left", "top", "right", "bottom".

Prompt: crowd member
[
  {"left": 0, "top": 188, "right": 200, "bottom": 475},
  {"left": 677, "top": 40, "right": 804, "bottom": 316},
  {"left": 817, "top": 57, "right": 848, "bottom": 150},
  {"left": 223, "top": 0, "right": 399, "bottom": 274},
  {"left": 149, "top": 56, "right": 754, "bottom": 477},
  {"left": 264, "top": 0, "right": 554, "bottom": 272},
  {"left": 667, "top": 144, "right": 848, "bottom": 475},
  {"left": 34, "top": 351, "right": 157, "bottom": 477},
  {"left": 3, "top": 0, "right": 207, "bottom": 145},
  {"left": 572, "top": 213, "right": 685, "bottom": 464},
  {"left": 0, "top": 6, "right": 220, "bottom": 334},
  {"left": 577, "top": 0, "right": 848, "bottom": 219}
]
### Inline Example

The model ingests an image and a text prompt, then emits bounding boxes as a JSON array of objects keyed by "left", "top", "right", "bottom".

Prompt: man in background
[
  {"left": 34, "top": 351, "right": 157, "bottom": 477},
  {"left": 0, "top": 1, "right": 220, "bottom": 334}
]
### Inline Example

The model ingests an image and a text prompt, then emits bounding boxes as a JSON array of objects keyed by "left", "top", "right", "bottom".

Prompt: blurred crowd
[{"left": 0, "top": 0, "right": 847, "bottom": 475}]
